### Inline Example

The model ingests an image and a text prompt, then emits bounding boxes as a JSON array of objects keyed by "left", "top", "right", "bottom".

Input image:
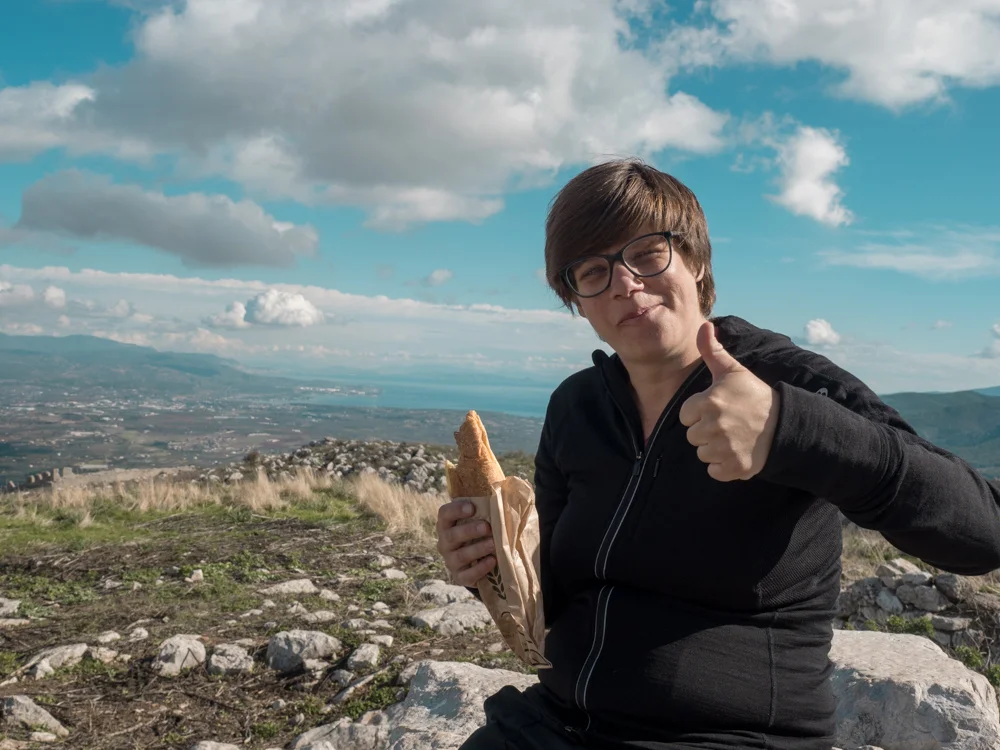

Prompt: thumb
[{"left": 697, "top": 321, "right": 741, "bottom": 381}]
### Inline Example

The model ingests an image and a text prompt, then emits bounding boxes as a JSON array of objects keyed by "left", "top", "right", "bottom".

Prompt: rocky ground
[{"left": 0, "top": 437, "right": 999, "bottom": 749}]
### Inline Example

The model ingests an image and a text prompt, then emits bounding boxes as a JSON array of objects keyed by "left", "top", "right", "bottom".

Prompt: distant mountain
[
  {"left": 975, "top": 385, "right": 1000, "bottom": 398},
  {"left": 882, "top": 389, "right": 1000, "bottom": 478},
  {"left": 0, "top": 332, "right": 358, "bottom": 398}
]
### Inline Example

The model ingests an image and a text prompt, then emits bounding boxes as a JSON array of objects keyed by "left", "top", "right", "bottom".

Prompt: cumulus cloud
[
  {"left": 39, "top": 0, "right": 729, "bottom": 226},
  {"left": 206, "top": 301, "right": 251, "bottom": 329},
  {"left": 667, "top": 0, "right": 1000, "bottom": 110},
  {"left": 984, "top": 324, "right": 1000, "bottom": 359},
  {"left": 16, "top": 170, "right": 319, "bottom": 268},
  {"left": 804, "top": 318, "right": 841, "bottom": 346},
  {"left": 0, "top": 280, "right": 35, "bottom": 306},
  {"left": 818, "top": 226, "right": 1000, "bottom": 280},
  {"left": 42, "top": 285, "right": 66, "bottom": 308},
  {"left": 768, "top": 126, "right": 852, "bottom": 227},
  {"left": 932, "top": 320, "right": 952, "bottom": 330},
  {"left": 244, "top": 289, "right": 325, "bottom": 327},
  {"left": 1, "top": 322, "right": 44, "bottom": 335}
]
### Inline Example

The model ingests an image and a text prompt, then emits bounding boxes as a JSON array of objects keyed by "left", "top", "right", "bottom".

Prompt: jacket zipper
[{"left": 573, "top": 363, "right": 707, "bottom": 722}]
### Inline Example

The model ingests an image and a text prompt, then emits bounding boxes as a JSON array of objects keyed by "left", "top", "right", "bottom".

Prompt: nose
[{"left": 608, "top": 259, "right": 644, "bottom": 296}]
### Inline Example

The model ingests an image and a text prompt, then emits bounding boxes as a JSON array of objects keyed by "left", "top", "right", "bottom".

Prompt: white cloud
[
  {"left": 804, "top": 318, "right": 841, "bottom": 346},
  {"left": 422, "top": 269, "right": 454, "bottom": 288},
  {"left": 206, "top": 301, "right": 251, "bottom": 329},
  {"left": 42, "top": 285, "right": 66, "bottom": 308},
  {"left": 818, "top": 225, "right": 1000, "bottom": 280},
  {"left": 932, "top": 320, "right": 952, "bottom": 330},
  {"left": 16, "top": 0, "right": 728, "bottom": 227},
  {"left": 244, "top": 289, "right": 325, "bottom": 327},
  {"left": 0, "top": 281, "right": 35, "bottom": 306},
  {"left": 984, "top": 324, "right": 1000, "bottom": 359},
  {"left": 1, "top": 322, "right": 44, "bottom": 335},
  {"left": 768, "top": 126, "right": 852, "bottom": 227},
  {"left": 667, "top": 0, "right": 1000, "bottom": 110},
  {"left": 0, "top": 81, "right": 151, "bottom": 161},
  {"left": 57, "top": 315, "right": 71, "bottom": 328},
  {"left": 16, "top": 170, "right": 319, "bottom": 268}
]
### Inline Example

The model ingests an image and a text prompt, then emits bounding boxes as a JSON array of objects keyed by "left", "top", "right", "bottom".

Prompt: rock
[
  {"left": 28, "top": 659, "right": 54, "bottom": 681},
  {"left": 901, "top": 571, "right": 933, "bottom": 586},
  {"left": 207, "top": 644, "right": 254, "bottom": 676},
  {"left": 411, "top": 601, "right": 493, "bottom": 636},
  {"left": 347, "top": 644, "right": 381, "bottom": 671},
  {"left": 330, "top": 669, "right": 355, "bottom": 688},
  {"left": 190, "top": 743, "right": 241, "bottom": 750},
  {"left": 829, "top": 630, "right": 1000, "bottom": 750},
  {"left": 319, "top": 589, "right": 340, "bottom": 602},
  {"left": 372, "top": 602, "right": 391, "bottom": 613},
  {"left": 86, "top": 647, "right": 120, "bottom": 664},
  {"left": 934, "top": 573, "right": 967, "bottom": 603},
  {"left": 875, "top": 588, "right": 904, "bottom": 615},
  {"left": 128, "top": 627, "right": 149, "bottom": 641},
  {"left": 342, "top": 618, "right": 370, "bottom": 631},
  {"left": 0, "top": 599, "right": 20, "bottom": 617},
  {"left": 302, "top": 610, "right": 337, "bottom": 624},
  {"left": 382, "top": 568, "right": 407, "bottom": 580},
  {"left": 370, "top": 635, "right": 394, "bottom": 648},
  {"left": 0, "top": 695, "right": 69, "bottom": 737},
  {"left": 154, "top": 635, "right": 206, "bottom": 677},
  {"left": 259, "top": 579, "right": 319, "bottom": 596},
  {"left": 386, "top": 661, "right": 536, "bottom": 749},
  {"left": 372, "top": 619, "right": 393, "bottom": 630},
  {"left": 930, "top": 615, "right": 972, "bottom": 632},
  {"left": 289, "top": 714, "right": 390, "bottom": 750},
  {"left": 26, "top": 643, "right": 88, "bottom": 671},
  {"left": 96, "top": 630, "right": 122, "bottom": 644},
  {"left": 29, "top": 733, "right": 58, "bottom": 744},
  {"left": 266, "top": 630, "right": 341, "bottom": 673},
  {"left": 374, "top": 554, "right": 396, "bottom": 569},
  {"left": 287, "top": 602, "right": 309, "bottom": 616},
  {"left": 0, "top": 619, "right": 31, "bottom": 628},
  {"left": 896, "top": 583, "right": 952, "bottom": 613},
  {"left": 185, "top": 568, "right": 204, "bottom": 583}
]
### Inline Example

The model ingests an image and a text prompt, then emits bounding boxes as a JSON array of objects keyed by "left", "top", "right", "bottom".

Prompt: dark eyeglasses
[{"left": 560, "top": 231, "right": 675, "bottom": 298}]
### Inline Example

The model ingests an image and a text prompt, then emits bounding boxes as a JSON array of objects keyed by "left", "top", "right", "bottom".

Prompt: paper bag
[{"left": 457, "top": 475, "right": 551, "bottom": 669}]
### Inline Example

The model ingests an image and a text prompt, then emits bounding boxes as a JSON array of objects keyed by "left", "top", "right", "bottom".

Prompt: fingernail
[
  {"left": 463, "top": 503, "right": 473, "bottom": 515},
  {"left": 486, "top": 539, "right": 495, "bottom": 551},
  {"left": 478, "top": 522, "right": 488, "bottom": 534}
]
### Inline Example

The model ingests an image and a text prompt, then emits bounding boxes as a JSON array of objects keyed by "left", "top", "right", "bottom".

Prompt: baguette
[{"left": 444, "top": 410, "right": 505, "bottom": 498}]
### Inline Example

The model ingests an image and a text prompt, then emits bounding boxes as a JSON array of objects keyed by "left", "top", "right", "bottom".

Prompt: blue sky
[{"left": 1, "top": 0, "right": 999, "bottom": 396}]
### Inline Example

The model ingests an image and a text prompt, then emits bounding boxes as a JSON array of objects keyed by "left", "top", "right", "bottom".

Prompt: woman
[{"left": 435, "top": 158, "right": 1000, "bottom": 750}]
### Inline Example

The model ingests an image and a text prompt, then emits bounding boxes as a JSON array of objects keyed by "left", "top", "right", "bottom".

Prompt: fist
[
  {"left": 435, "top": 499, "right": 496, "bottom": 587},
  {"left": 678, "top": 321, "right": 781, "bottom": 482}
]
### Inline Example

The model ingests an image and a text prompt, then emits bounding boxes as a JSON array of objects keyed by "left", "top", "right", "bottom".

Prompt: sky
[{"left": 1, "top": 0, "right": 999, "bottom": 396}]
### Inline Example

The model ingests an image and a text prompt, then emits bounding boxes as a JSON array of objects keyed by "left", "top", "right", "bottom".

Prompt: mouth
[{"left": 618, "top": 305, "right": 657, "bottom": 325}]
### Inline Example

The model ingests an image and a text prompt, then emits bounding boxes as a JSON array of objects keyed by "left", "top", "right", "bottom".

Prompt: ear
[{"left": 695, "top": 265, "right": 706, "bottom": 283}]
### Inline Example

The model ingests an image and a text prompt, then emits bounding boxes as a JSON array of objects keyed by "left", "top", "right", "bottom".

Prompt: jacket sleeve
[
  {"left": 533, "top": 394, "right": 571, "bottom": 625},
  {"left": 756, "top": 349, "right": 1000, "bottom": 576}
]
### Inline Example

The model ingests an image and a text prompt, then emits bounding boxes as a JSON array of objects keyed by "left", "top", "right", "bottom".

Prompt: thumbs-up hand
[{"left": 678, "top": 321, "right": 781, "bottom": 482}]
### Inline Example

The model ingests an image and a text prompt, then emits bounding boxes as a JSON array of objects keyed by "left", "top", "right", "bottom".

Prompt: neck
[{"left": 619, "top": 321, "right": 707, "bottom": 414}]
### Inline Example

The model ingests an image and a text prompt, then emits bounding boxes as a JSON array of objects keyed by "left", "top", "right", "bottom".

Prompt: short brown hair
[{"left": 543, "top": 158, "right": 716, "bottom": 317}]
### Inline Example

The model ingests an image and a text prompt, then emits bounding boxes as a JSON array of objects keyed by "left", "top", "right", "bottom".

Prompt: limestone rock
[
  {"left": 410, "top": 601, "right": 493, "bottom": 636},
  {"left": 0, "top": 599, "right": 20, "bottom": 617},
  {"left": 896, "top": 583, "right": 951, "bottom": 613},
  {"left": 934, "top": 574, "right": 968, "bottom": 603},
  {"left": 417, "top": 580, "right": 475, "bottom": 607},
  {"left": 190, "top": 743, "right": 241, "bottom": 750},
  {"left": 0, "top": 695, "right": 69, "bottom": 737},
  {"left": 347, "top": 644, "right": 381, "bottom": 671},
  {"left": 207, "top": 644, "right": 254, "bottom": 676},
  {"left": 26, "top": 643, "right": 88, "bottom": 671},
  {"left": 266, "top": 630, "right": 341, "bottom": 673},
  {"left": 258, "top": 579, "right": 319, "bottom": 596},
  {"left": 154, "top": 635, "right": 206, "bottom": 677},
  {"left": 829, "top": 629, "right": 1000, "bottom": 750}
]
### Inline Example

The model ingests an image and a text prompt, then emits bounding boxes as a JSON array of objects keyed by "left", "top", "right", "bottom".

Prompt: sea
[{"left": 292, "top": 374, "right": 556, "bottom": 419}]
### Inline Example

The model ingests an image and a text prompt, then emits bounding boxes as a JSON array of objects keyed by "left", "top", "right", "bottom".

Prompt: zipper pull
[
  {"left": 633, "top": 452, "right": 643, "bottom": 476},
  {"left": 653, "top": 457, "right": 661, "bottom": 478}
]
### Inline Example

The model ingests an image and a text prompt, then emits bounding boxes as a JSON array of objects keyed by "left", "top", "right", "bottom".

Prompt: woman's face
[{"left": 574, "top": 227, "right": 706, "bottom": 365}]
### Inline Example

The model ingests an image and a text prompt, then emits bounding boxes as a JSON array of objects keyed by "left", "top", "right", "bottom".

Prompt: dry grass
[{"left": 348, "top": 472, "right": 446, "bottom": 544}]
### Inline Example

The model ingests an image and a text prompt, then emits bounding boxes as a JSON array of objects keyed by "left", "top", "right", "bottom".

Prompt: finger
[
  {"left": 678, "top": 393, "right": 703, "bottom": 427},
  {"left": 707, "top": 462, "right": 733, "bottom": 482},
  {"left": 697, "top": 321, "right": 743, "bottom": 382},
  {"left": 437, "top": 499, "right": 476, "bottom": 530},
  {"left": 453, "top": 555, "right": 497, "bottom": 587},
  {"left": 684, "top": 420, "right": 711, "bottom": 447},
  {"left": 442, "top": 519, "right": 493, "bottom": 553},
  {"left": 696, "top": 443, "right": 723, "bottom": 465},
  {"left": 451, "top": 536, "right": 496, "bottom": 568}
]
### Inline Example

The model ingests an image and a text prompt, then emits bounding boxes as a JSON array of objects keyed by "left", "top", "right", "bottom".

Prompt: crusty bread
[{"left": 444, "top": 410, "right": 505, "bottom": 498}]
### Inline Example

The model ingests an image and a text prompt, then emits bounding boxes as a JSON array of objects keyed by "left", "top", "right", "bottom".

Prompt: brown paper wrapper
[{"left": 456, "top": 475, "right": 551, "bottom": 669}]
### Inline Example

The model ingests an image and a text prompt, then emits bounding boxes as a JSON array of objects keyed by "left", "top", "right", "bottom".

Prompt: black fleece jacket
[{"left": 509, "top": 314, "right": 1000, "bottom": 749}]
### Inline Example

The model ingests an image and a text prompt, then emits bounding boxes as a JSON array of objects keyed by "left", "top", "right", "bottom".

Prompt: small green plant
[
  {"left": 359, "top": 578, "right": 397, "bottom": 601},
  {"left": 253, "top": 721, "right": 281, "bottom": 740},
  {"left": 863, "top": 619, "right": 880, "bottom": 631},
  {"left": 884, "top": 615, "right": 934, "bottom": 637},
  {"left": 0, "top": 651, "right": 20, "bottom": 677},
  {"left": 341, "top": 666, "right": 403, "bottom": 720},
  {"left": 985, "top": 665, "right": 1000, "bottom": 688},
  {"left": 954, "top": 645, "right": 985, "bottom": 670}
]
